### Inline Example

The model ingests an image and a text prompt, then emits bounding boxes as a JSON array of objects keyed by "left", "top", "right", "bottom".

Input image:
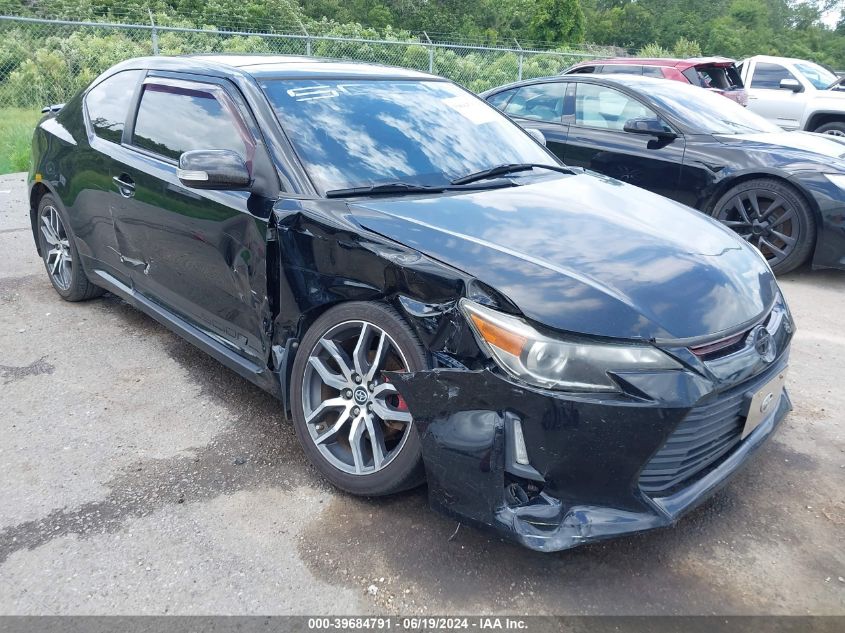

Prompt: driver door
[
  {"left": 561, "top": 82, "right": 684, "bottom": 201},
  {"left": 108, "top": 75, "right": 274, "bottom": 366}
]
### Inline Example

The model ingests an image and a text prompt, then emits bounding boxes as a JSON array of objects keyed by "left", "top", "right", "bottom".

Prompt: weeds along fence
[{"left": 0, "top": 14, "right": 607, "bottom": 110}]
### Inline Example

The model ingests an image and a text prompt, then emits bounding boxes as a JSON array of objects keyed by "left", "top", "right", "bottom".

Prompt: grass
[{"left": 0, "top": 108, "right": 41, "bottom": 174}]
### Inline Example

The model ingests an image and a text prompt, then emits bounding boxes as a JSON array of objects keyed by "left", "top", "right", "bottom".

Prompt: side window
[
  {"left": 574, "top": 83, "right": 659, "bottom": 131},
  {"left": 681, "top": 67, "right": 702, "bottom": 86},
  {"left": 131, "top": 83, "right": 249, "bottom": 161},
  {"left": 85, "top": 70, "right": 143, "bottom": 143},
  {"left": 750, "top": 63, "right": 796, "bottom": 89},
  {"left": 602, "top": 65, "right": 643, "bottom": 75},
  {"left": 487, "top": 89, "right": 516, "bottom": 110},
  {"left": 571, "top": 66, "right": 596, "bottom": 74},
  {"left": 642, "top": 66, "right": 665, "bottom": 78},
  {"left": 503, "top": 82, "right": 567, "bottom": 123}
]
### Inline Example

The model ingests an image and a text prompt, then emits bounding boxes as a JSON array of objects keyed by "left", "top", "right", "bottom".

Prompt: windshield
[
  {"left": 646, "top": 80, "right": 781, "bottom": 135},
  {"left": 260, "top": 79, "right": 554, "bottom": 193},
  {"left": 794, "top": 62, "right": 838, "bottom": 89}
]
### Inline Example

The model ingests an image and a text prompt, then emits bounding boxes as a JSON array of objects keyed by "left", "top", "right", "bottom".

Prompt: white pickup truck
[{"left": 738, "top": 55, "right": 845, "bottom": 135}]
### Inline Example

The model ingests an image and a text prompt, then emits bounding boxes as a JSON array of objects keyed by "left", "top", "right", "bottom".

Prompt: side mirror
[
  {"left": 177, "top": 149, "right": 251, "bottom": 190},
  {"left": 779, "top": 78, "right": 803, "bottom": 93},
  {"left": 526, "top": 128, "right": 547, "bottom": 146},
  {"left": 623, "top": 117, "right": 677, "bottom": 139}
]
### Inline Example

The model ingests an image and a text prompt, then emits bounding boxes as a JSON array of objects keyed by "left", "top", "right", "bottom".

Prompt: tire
[
  {"left": 36, "top": 195, "right": 105, "bottom": 301},
  {"left": 290, "top": 301, "right": 429, "bottom": 496},
  {"left": 710, "top": 178, "right": 815, "bottom": 275},
  {"left": 813, "top": 121, "right": 845, "bottom": 136}
]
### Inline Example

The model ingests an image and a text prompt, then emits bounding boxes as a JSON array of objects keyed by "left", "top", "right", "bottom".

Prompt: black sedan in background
[
  {"left": 30, "top": 55, "right": 791, "bottom": 551},
  {"left": 482, "top": 74, "right": 845, "bottom": 274}
]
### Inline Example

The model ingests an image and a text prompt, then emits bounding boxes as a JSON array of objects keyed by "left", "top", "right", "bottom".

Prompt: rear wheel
[
  {"left": 36, "top": 195, "right": 104, "bottom": 301},
  {"left": 290, "top": 302, "right": 429, "bottom": 496},
  {"left": 813, "top": 121, "right": 845, "bottom": 136},
  {"left": 711, "top": 178, "right": 815, "bottom": 274}
]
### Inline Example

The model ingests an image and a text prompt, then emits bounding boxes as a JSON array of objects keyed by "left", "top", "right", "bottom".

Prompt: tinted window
[
  {"left": 750, "top": 63, "right": 795, "bottom": 89},
  {"left": 642, "top": 66, "right": 665, "bottom": 78},
  {"left": 575, "top": 83, "right": 657, "bottom": 131},
  {"left": 132, "top": 84, "right": 248, "bottom": 161},
  {"left": 646, "top": 80, "right": 780, "bottom": 134},
  {"left": 602, "top": 65, "right": 643, "bottom": 75},
  {"left": 85, "top": 70, "right": 142, "bottom": 143},
  {"left": 487, "top": 89, "right": 516, "bottom": 110},
  {"left": 570, "top": 66, "right": 596, "bottom": 74},
  {"left": 503, "top": 83, "right": 566, "bottom": 122},
  {"left": 260, "top": 79, "right": 553, "bottom": 193}
]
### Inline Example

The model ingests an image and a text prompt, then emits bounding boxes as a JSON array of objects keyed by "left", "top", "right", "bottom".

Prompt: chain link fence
[{"left": 0, "top": 14, "right": 608, "bottom": 110}]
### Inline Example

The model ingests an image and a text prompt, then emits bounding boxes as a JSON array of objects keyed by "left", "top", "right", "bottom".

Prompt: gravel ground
[{"left": 0, "top": 172, "right": 843, "bottom": 615}]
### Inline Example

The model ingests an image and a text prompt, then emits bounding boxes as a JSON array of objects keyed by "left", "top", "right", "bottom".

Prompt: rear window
[
  {"left": 601, "top": 65, "right": 643, "bottom": 75},
  {"left": 687, "top": 65, "right": 744, "bottom": 90},
  {"left": 85, "top": 70, "right": 143, "bottom": 143}
]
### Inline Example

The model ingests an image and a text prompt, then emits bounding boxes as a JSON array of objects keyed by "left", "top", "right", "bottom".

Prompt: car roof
[
  {"left": 483, "top": 73, "right": 677, "bottom": 95},
  {"left": 743, "top": 54, "right": 815, "bottom": 66},
  {"left": 572, "top": 56, "right": 736, "bottom": 69},
  {"left": 167, "top": 54, "right": 437, "bottom": 80}
]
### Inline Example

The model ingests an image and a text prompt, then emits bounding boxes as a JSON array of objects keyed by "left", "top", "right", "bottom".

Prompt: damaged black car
[{"left": 29, "top": 55, "right": 793, "bottom": 552}]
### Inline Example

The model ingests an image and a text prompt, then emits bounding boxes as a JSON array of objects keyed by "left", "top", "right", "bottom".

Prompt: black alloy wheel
[{"left": 711, "top": 178, "right": 815, "bottom": 274}]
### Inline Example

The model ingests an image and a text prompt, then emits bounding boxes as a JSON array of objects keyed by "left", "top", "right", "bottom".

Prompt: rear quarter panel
[{"left": 29, "top": 96, "right": 124, "bottom": 282}]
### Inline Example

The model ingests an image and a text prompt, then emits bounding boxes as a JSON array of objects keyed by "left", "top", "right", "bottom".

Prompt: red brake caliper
[{"left": 382, "top": 373, "right": 409, "bottom": 411}]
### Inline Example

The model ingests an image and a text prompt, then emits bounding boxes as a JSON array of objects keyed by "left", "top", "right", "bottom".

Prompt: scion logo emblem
[
  {"left": 753, "top": 326, "right": 776, "bottom": 362},
  {"left": 353, "top": 387, "right": 369, "bottom": 405}
]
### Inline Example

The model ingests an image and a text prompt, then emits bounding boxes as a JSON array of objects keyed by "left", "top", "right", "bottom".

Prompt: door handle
[{"left": 113, "top": 174, "right": 135, "bottom": 198}]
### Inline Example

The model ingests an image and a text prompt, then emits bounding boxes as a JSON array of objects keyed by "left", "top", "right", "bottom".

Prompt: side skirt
[{"left": 92, "top": 269, "right": 282, "bottom": 399}]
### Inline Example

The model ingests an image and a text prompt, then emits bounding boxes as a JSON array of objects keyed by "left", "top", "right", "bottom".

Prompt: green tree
[
  {"left": 529, "top": 0, "right": 585, "bottom": 44},
  {"left": 637, "top": 42, "right": 670, "bottom": 57}
]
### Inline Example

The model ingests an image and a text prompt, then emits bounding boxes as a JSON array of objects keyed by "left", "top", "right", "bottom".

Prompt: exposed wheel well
[
  {"left": 29, "top": 182, "right": 50, "bottom": 255},
  {"left": 805, "top": 112, "right": 845, "bottom": 132}
]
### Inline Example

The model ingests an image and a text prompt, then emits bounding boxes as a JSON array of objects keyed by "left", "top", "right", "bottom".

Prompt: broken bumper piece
[{"left": 389, "top": 362, "right": 791, "bottom": 552}]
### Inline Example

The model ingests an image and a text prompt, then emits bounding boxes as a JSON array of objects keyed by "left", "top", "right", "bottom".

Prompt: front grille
[
  {"left": 638, "top": 365, "right": 781, "bottom": 496},
  {"left": 639, "top": 395, "right": 745, "bottom": 495}
]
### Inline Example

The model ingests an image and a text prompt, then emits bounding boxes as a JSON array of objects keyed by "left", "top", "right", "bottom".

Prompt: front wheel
[
  {"left": 711, "top": 178, "right": 815, "bottom": 274},
  {"left": 289, "top": 301, "right": 429, "bottom": 496},
  {"left": 813, "top": 121, "right": 845, "bottom": 136}
]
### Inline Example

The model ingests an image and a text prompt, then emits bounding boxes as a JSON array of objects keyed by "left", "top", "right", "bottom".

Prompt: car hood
[
  {"left": 720, "top": 130, "right": 845, "bottom": 163},
  {"left": 349, "top": 173, "right": 778, "bottom": 341}
]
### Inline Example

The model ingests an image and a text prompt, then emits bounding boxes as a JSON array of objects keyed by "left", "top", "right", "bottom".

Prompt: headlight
[
  {"left": 460, "top": 299, "right": 680, "bottom": 392},
  {"left": 824, "top": 173, "right": 845, "bottom": 190}
]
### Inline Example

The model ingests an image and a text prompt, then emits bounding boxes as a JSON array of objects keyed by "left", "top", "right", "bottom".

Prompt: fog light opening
[{"left": 513, "top": 418, "right": 529, "bottom": 465}]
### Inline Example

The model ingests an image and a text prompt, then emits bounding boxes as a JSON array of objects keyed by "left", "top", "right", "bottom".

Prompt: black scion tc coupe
[
  {"left": 482, "top": 74, "right": 845, "bottom": 275},
  {"left": 29, "top": 55, "right": 792, "bottom": 552}
]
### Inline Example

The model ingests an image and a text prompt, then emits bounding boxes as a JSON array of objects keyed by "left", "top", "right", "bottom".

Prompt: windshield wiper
[
  {"left": 325, "top": 182, "right": 446, "bottom": 198},
  {"left": 451, "top": 162, "right": 573, "bottom": 185}
]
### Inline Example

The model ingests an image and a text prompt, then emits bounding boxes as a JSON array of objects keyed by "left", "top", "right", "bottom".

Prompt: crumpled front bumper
[{"left": 388, "top": 359, "right": 791, "bottom": 552}]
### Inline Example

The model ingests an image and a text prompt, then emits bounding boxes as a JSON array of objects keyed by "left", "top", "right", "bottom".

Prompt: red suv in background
[{"left": 562, "top": 57, "right": 748, "bottom": 105}]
